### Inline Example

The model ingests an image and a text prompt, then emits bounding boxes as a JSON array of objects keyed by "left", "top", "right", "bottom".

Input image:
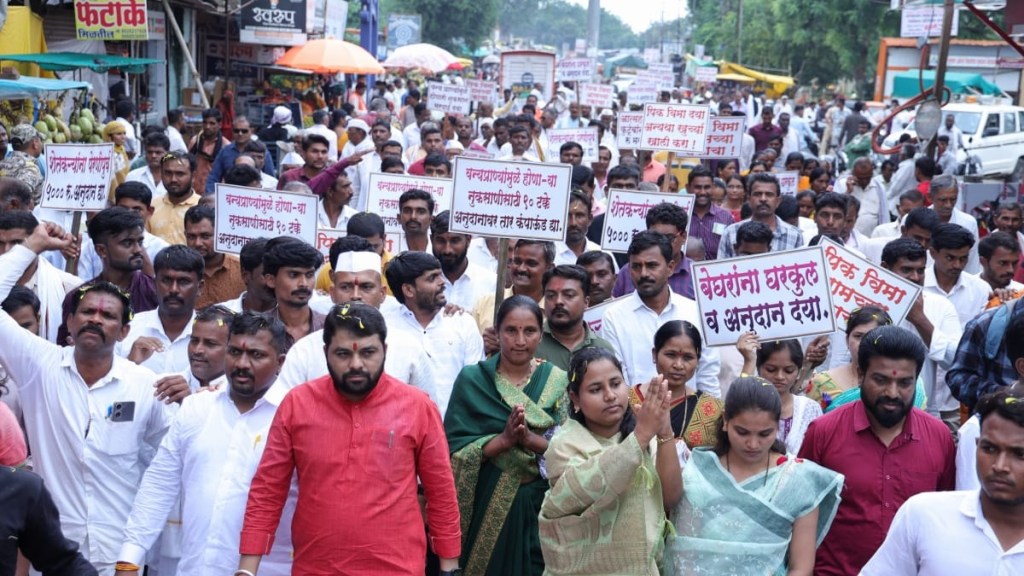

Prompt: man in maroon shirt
[
  {"left": 799, "top": 325, "right": 956, "bottom": 576},
  {"left": 748, "top": 107, "right": 784, "bottom": 155}
]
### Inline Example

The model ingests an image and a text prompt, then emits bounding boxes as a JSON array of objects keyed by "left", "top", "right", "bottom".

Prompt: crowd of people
[{"left": 0, "top": 76, "right": 1022, "bottom": 576}]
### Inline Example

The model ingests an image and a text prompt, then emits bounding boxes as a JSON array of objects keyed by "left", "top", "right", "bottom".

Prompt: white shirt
[
  {"left": 553, "top": 239, "right": 602, "bottom": 266},
  {"left": 861, "top": 490, "right": 1024, "bottom": 576},
  {"left": 306, "top": 123, "right": 339, "bottom": 162},
  {"left": 276, "top": 327, "right": 439, "bottom": 406},
  {"left": 739, "top": 133, "right": 756, "bottom": 172},
  {"left": 166, "top": 125, "right": 187, "bottom": 154},
  {"left": 886, "top": 159, "right": 918, "bottom": 216},
  {"left": 343, "top": 139, "right": 375, "bottom": 212},
  {"left": 260, "top": 172, "right": 279, "bottom": 190},
  {"left": 924, "top": 267, "right": 990, "bottom": 328},
  {"left": 0, "top": 244, "right": 171, "bottom": 569},
  {"left": 944, "top": 208, "right": 982, "bottom": 275},
  {"left": 467, "top": 237, "right": 498, "bottom": 272},
  {"left": 600, "top": 289, "right": 721, "bottom": 397},
  {"left": 442, "top": 261, "right": 497, "bottom": 311},
  {"left": 116, "top": 309, "right": 196, "bottom": 375},
  {"left": 396, "top": 235, "right": 432, "bottom": 254},
  {"left": 126, "top": 166, "right": 167, "bottom": 198},
  {"left": 835, "top": 176, "right": 889, "bottom": 237},
  {"left": 871, "top": 220, "right": 901, "bottom": 239},
  {"left": 382, "top": 306, "right": 484, "bottom": 416},
  {"left": 955, "top": 414, "right": 980, "bottom": 491},
  {"left": 904, "top": 291, "right": 962, "bottom": 414},
  {"left": 936, "top": 124, "right": 965, "bottom": 154},
  {"left": 317, "top": 202, "right": 357, "bottom": 230},
  {"left": 119, "top": 384, "right": 295, "bottom": 576},
  {"left": 117, "top": 117, "right": 139, "bottom": 155},
  {"left": 77, "top": 230, "right": 169, "bottom": 281}
]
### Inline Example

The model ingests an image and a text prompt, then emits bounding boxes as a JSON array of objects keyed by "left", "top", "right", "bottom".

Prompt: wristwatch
[{"left": 439, "top": 570, "right": 463, "bottom": 576}]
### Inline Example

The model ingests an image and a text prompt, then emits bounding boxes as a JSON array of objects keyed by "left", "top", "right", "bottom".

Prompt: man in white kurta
[
  {"left": 0, "top": 222, "right": 170, "bottom": 575},
  {"left": 116, "top": 313, "right": 296, "bottom": 576}
]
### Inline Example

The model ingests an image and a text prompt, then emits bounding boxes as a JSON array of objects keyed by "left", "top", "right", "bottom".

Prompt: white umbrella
[
  {"left": 382, "top": 43, "right": 459, "bottom": 73},
  {"left": 482, "top": 54, "right": 500, "bottom": 65}
]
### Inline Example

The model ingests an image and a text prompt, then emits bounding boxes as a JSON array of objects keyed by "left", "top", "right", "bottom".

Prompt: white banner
[
  {"left": 556, "top": 57, "right": 595, "bottom": 82},
  {"left": 583, "top": 295, "right": 628, "bottom": 333},
  {"left": 450, "top": 157, "right": 573, "bottom": 241},
  {"left": 696, "top": 116, "right": 746, "bottom": 159},
  {"left": 426, "top": 81, "right": 471, "bottom": 115},
  {"left": 315, "top": 227, "right": 346, "bottom": 263},
  {"left": 639, "top": 103, "right": 711, "bottom": 155},
  {"left": 546, "top": 127, "right": 600, "bottom": 159},
  {"left": 901, "top": 6, "right": 958, "bottom": 38},
  {"left": 601, "top": 189, "right": 695, "bottom": 253},
  {"left": 777, "top": 171, "right": 800, "bottom": 196},
  {"left": 214, "top": 184, "right": 319, "bottom": 254},
  {"left": 628, "top": 83, "right": 658, "bottom": 106},
  {"left": 365, "top": 172, "right": 454, "bottom": 235},
  {"left": 694, "top": 246, "right": 836, "bottom": 346},
  {"left": 616, "top": 111, "right": 645, "bottom": 150},
  {"left": 41, "top": 143, "right": 115, "bottom": 211},
  {"left": 694, "top": 66, "right": 718, "bottom": 84},
  {"left": 820, "top": 238, "right": 921, "bottom": 327},
  {"left": 579, "top": 82, "right": 615, "bottom": 109},
  {"left": 466, "top": 79, "right": 498, "bottom": 103}
]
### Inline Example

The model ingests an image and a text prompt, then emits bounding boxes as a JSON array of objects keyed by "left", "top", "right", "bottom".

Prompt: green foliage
[
  {"left": 383, "top": 0, "right": 501, "bottom": 52},
  {"left": 685, "top": 0, "right": 1002, "bottom": 99},
  {"left": 497, "top": 0, "right": 640, "bottom": 50}
]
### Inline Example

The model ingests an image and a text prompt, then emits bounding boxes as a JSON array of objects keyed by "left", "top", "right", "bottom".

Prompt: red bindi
[{"left": 352, "top": 343, "right": 358, "bottom": 351}]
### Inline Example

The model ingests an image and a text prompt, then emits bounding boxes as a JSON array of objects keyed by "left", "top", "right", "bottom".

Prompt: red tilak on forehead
[{"left": 352, "top": 343, "right": 358, "bottom": 351}]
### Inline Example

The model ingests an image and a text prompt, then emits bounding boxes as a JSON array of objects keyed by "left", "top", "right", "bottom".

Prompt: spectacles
[{"left": 234, "top": 129, "right": 250, "bottom": 134}]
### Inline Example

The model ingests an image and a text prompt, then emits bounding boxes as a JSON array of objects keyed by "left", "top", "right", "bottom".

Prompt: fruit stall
[{"left": 0, "top": 76, "right": 94, "bottom": 144}]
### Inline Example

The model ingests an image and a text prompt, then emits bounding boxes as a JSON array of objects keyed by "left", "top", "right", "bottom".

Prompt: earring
[{"left": 573, "top": 405, "right": 580, "bottom": 414}]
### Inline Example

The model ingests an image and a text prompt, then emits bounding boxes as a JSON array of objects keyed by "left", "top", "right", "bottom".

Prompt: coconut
[{"left": 43, "top": 114, "right": 57, "bottom": 132}]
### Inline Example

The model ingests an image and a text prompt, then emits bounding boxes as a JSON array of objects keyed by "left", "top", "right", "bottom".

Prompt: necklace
[
  {"left": 670, "top": 393, "right": 692, "bottom": 439},
  {"left": 726, "top": 451, "right": 772, "bottom": 487},
  {"left": 497, "top": 360, "right": 537, "bottom": 388}
]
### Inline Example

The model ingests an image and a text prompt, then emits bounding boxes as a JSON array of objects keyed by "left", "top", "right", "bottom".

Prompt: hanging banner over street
[
  {"left": 601, "top": 189, "right": 695, "bottom": 253},
  {"left": 693, "top": 246, "right": 836, "bottom": 347},
  {"left": 214, "top": 184, "right": 318, "bottom": 254},
  {"left": 450, "top": 157, "right": 572, "bottom": 241},
  {"left": 41, "top": 143, "right": 115, "bottom": 211},
  {"left": 74, "top": 0, "right": 149, "bottom": 41},
  {"left": 240, "top": 0, "right": 308, "bottom": 46}
]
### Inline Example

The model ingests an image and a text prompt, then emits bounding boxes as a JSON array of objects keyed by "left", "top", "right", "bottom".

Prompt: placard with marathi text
[
  {"left": 41, "top": 143, "right": 115, "bottom": 211},
  {"left": 820, "top": 238, "right": 920, "bottom": 327},
  {"left": 426, "top": 81, "right": 472, "bottom": 115},
  {"left": 601, "top": 189, "right": 695, "bottom": 253},
  {"left": 214, "top": 184, "right": 319, "bottom": 254},
  {"left": 365, "top": 172, "right": 454, "bottom": 234},
  {"left": 639, "top": 103, "right": 710, "bottom": 155}
]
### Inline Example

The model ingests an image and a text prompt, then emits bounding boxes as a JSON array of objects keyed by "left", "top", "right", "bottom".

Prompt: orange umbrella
[{"left": 275, "top": 39, "right": 384, "bottom": 75}]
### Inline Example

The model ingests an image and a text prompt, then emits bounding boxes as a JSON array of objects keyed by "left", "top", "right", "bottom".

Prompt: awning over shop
[
  {"left": 0, "top": 76, "right": 92, "bottom": 99},
  {"left": 602, "top": 53, "right": 649, "bottom": 78},
  {"left": 717, "top": 61, "right": 794, "bottom": 97},
  {"left": 0, "top": 52, "right": 164, "bottom": 74},
  {"left": 891, "top": 69, "right": 1002, "bottom": 98},
  {"left": 716, "top": 72, "right": 755, "bottom": 83}
]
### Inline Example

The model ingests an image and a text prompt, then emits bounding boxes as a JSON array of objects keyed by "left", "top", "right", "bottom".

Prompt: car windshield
[{"left": 909, "top": 111, "right": 982, "bottom": 135}]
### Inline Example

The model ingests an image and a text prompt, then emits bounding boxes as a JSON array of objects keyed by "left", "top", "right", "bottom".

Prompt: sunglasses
[{"left": 234, "top": 129, "right": 250, "bottom": 134}]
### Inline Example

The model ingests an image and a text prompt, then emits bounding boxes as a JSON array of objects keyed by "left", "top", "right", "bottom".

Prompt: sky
[{"left": 567, "top": 0, "right": 688, "bottom": 34}]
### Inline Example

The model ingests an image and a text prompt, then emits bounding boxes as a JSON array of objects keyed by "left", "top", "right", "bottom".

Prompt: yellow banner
[{"left": 74, "top": 0, "right": 150, "bottom": 41}]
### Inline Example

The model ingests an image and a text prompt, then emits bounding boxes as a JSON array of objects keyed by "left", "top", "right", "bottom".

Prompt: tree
[{"left": 391, "top": 0, "right": 501, "bottom": 52}]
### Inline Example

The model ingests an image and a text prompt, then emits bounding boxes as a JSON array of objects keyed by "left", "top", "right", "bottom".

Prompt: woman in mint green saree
[
  {"left": 444, "top": 296, "right": 569, "bottom": 576},
  {"left": 666, "top": 377, "right": 844, "bottom": 576}
]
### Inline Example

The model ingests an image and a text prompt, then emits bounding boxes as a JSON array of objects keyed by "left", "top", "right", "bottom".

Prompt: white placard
[
  {"left": 315, "top": 228, "right": 347, "bottom": 263},
  {"left": 214, "top": 184, "right": 319, "bottom": 254},
  {"left": 365, "top": 172, "right": 454, "bottom": 235},
  {"left": 546, "top": 128, "right": 600, "bottom": 159},
  {"left": 820, "top": 238, "right": 921, "bottom": 327},
  {"left": 777, "top": 171, "right": 800, "bottom": 196},
  {"left": 601, "top": 189, "right": 695, "bottom": 253},
  {"left": 41, "top": 143, "right": 115, "bottom": 211},
  {"left": 639, "top": 103, "right": 711, "bottom": 155},
  {"left": 426, "top": 81, "right": 471, "bottom": 115},
  {"left": 466, "top": 79, "right": 498, "bottom": 103},
  {"left": 636, "top": 69, "right": 673, "bottom": 91},
  {"left": 450, "top": 157, "right": 573, "bottom": 241},
  {"left": 696, "top": 116, "right": 746, "bottom": 159},
  {"left": 579, "top": 83, "right": 615, "bottom": 108},
  {"left": 901, "top": 6, "right": 958, "bottom": 38},
  {"left": 616, "top": 111, "right": 645, "bottom": 150},
  {"left": 694, "top": 66, "right": 718, "bottom": 84},
  {"left": 693, "top": 246, "right": 836, "bottom": 347},
  {"left": 628, "top": 83, "right": 658, "bottom": 106},
  {"left": 459, "top": 149, "right": 495, "bottom": 160},
  {"left": 556, "top": 57, "right": 595, "bottom": 82},
  {"left": 583, "top": 295, "right": 628, "bottom": 333}
]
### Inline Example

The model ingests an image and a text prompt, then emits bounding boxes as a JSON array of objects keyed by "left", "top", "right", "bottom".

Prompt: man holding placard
[
  {"left": 554, "top": 191, "right": 601, "bottom": 266},
  {"left": 718, "top": 173, "right": 803, "bottom": 259},
  {"left": 151, "top": 152, "right": 202, "bottom": 246},
  {"left": 686, "top": 167, "right": 734, "bottom": 260},
  {"left": 430, "top": 211, "right": 495, "bottom": 312},
  {"left": 612, "top": 202, "right": 695, "bottom": 300},
  {"left": 396, "top": 189, "right": 434, "bottom": 254}
]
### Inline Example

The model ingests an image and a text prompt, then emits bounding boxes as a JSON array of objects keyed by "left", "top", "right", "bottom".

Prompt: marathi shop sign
[
  {"left": 74, "top": 0, "right": 149, "bottom": 41},
  {"left": 241, "top": 0, "right": 308, "bottom": 46}
]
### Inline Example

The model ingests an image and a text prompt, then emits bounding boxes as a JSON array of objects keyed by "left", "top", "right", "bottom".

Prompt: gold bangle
[
  {"left": 115, "top": 563, "right": 140, "bottom": 572},
  {"left": 656, "top": 435, "right": 675, "bottom": 445}
]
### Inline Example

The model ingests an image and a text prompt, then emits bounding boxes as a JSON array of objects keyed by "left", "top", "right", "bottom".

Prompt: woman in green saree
[{"left": 444, "top": 296, "right": 569, "bottom": 576}]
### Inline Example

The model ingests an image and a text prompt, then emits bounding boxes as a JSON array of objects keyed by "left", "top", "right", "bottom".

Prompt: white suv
[{"left": 884, "top": 102, "right": 1024, "bottom": 178}]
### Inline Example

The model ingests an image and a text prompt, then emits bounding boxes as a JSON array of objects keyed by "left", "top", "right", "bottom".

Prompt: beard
[
  {"left": 437, "top": 251, "right": 466, "bottom": 274},
  {"left": 416, "top": 288, "right": 446, "bottom": 312},
  {"left": 328, "top": 361, "right": 385, "bottom": 399},
  {"left": 866, "top": 393, "right": 913, "bottom": 428}
]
